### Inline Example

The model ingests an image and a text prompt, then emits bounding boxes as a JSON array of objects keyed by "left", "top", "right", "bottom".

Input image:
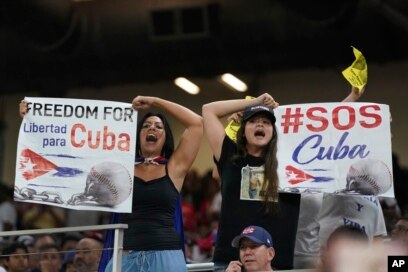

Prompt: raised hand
[
  {"left": 256, "top": 93, "right": 279, "bottom": 108},
  {"left": 132, "top": 96, "right": 155, "bottom": 110},
  {"left": 19, "top": 100, "right": 27, "bottom": 118}
]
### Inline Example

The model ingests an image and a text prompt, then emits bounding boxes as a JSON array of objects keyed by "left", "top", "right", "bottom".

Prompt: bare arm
[
  {"left": 132, "top": 96, "right": 203, "bottom": 191},
  {"left": 202, "top": 93, "right": 279, "bottom": 160},
  {"left": 342, "top": 86, "right": 365, "bottom": 102}
]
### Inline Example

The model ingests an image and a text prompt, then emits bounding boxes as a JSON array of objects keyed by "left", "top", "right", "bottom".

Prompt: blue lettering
[
  {"left": 362, "top": 196, "right": 378, "bottom": 206},
  {"left": 356, "top": 203, "right": 364, "bottom": 212},
  {"left": 43, "top": 138, "right": 66, "bottom": 148},
  {"left": 343, "top": 217, "right": 366, "bottom": 232},
  {"left": 22, "top": 123, "right": 67, "bottom": 134},
  {"left": 293, "top": 132, "right": 370, "bottom": 164}
]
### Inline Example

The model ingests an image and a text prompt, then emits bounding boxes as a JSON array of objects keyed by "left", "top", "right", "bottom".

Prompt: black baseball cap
[{"left": 242, "top": 104, "right": 276, "bottom": 123}]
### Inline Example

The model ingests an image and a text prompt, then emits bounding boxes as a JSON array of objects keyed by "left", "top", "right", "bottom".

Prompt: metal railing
[
  {"left": 0, "top": 224, "right": 127, "bottom": 272},
  {"left": 186, "top": 262, "right": 214, "bottom": 271},
  {"left": 185, "top": 262, "right": 314, "bottom": 272}
]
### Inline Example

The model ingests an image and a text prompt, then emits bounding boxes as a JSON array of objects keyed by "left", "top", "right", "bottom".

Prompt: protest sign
[
  {"left": 15, "top": 97, "right": 137, "bottom": 213},
  {"left": 275, "top": 102, "right": 393, "bottom": 197}
]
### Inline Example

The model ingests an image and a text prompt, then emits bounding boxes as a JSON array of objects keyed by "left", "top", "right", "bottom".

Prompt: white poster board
[
  {"left": 276, "top": 102, "right": 393, "bottom": 197},
  {"left": 15, "top": 97, "right": 137, "bottom": 213}
]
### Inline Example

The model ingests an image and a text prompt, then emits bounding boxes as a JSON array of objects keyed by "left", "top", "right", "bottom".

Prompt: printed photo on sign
[{"left": 240, "top": 165, "right": 266, "bottom": 201}]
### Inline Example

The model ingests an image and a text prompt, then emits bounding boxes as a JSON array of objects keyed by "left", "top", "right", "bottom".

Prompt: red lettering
[
  {"left": 118, "top": 133, "right": 131, "bottom": 151},
  {"left": 71, "top": 123, "right": 130, "bottom": 151},
  {"left": 306, "top": 107, "right": 329, "bottom": 132},
  {"left": 332, "top": 106, "right": 355, "bottom": 130},
  {"left": 71, "top": 123, "right": 86, "bottom": 147},
  {"left": 359, "top": 105, "right": 382, "bottom": 128},
  {"left": 103, "top": 126, "right": 116, "bottom": 150},
  {"left": 88, "top": 131, "right": 101, "bottom": 149}
]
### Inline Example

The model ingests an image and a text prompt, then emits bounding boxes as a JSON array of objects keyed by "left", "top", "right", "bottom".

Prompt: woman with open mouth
[
  {"left": 105, "top": 95, "right": 203, "bottom": 272},
  {"left": 202, "top": 93, "right": 298, "bottom": 271}
]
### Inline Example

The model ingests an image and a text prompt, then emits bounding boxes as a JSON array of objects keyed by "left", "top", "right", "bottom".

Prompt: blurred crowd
[{"left": 0, "top": 154, "right": 407, "bottom": 271}]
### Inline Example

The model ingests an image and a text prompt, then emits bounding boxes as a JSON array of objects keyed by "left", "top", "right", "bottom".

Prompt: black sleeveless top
[{"left": 121, "top": 167, "right": 181, "bottom": 251}]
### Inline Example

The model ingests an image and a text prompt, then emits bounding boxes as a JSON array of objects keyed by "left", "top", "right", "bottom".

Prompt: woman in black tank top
[{"left": 105, "top": 96, "right": 203, "bottom": 272}]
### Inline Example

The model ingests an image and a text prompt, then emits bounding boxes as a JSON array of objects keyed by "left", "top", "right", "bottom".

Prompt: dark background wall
[{"left": 1, "top": 0, "right": 407, "bottom": 183}]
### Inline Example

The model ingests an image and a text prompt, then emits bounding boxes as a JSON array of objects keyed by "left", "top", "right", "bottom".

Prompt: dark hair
[
  {"left": 38, "top": 243, "right": 61, "bottom": 252},
  {"left": 34, "top": 234, "right": 58, "bottom": 248},
  {"left": 233, "top": 119, "right": 279, "bottom": 213},
  {"left": 61, "top": 233, "right": 82, "bottom": 247},
  {"left": 1, "top": 242, "right": 28, "bottom": 260},
  {"left": 326, "top": 225, "right": 369, "bottom": 249},
  {"left": 38, "top": 243, "right": 63, "bottom": 259},
  {"left": 136, "top": 112, "right": 174, "bottom": 159}
]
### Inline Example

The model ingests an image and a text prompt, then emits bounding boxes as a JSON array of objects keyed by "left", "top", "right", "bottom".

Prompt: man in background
[
  {"left": 225, "top": 225, "right": 275, "bottom": 272},
  {"left": 1, "top": 242, "right": 29, "bottom": 272},
  {"left": 73, "top": 235, "right": 104, "bottom": 272}
]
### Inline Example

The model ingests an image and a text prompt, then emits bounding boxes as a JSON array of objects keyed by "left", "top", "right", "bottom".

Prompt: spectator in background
[
  {"left": 29, "top": 235, "right": 58, "bottom": 272},
  {"left": 181, "top": 169, "right": 203, "bottom": 212},
  {"left": 391, "top": 153, "right": 408, "bottom": 216},
  {"left": 61, "top": 250, "right": 75, "bottom": 272},
  {"left": 197, "top": 169, "right": 220, "bottom": 226},
  {"left": 225, "top": 226, "right": 274, "bottom": 272},
  {"left": 61, "top": 233, "right": 82, "bottom": 257},
  {"left": 1, "top": 242, "right": 29, "bottom": 272},
  {"left": 0, "top": 183, "right": 17, "bottom": 244},
  {"left": 317, "top": 225, "right": 369, "bottom": 272},
  {"left": 15, "top": 235, "right": 35, "bottom": 271},
  {"left": 73, "top": 235, "right": 104, "bottom": 272},
  {"left": 391, "top": 216, "right": 408, "bottom": 243},
  {"left": 34, "top": 243, "right": 63, "bottom": 272}
]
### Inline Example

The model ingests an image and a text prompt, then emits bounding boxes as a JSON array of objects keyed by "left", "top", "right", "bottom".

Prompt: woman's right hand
[
  {"left": 256, "top": 93, "right": 279, "bottom": 108},
  {"left": 132, "top": 96, "right": 156, "bottom": 110},
  {"left": 19, "top": 100, "right": 27, "bottom": 118}
]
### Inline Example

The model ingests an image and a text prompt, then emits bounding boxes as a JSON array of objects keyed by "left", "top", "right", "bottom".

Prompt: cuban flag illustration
[
  {"left": 19, "top": 148, "right": 83, "bottom": 181},
  {"left": 285, "top": 165, "right": 334, "bottom": 185}
]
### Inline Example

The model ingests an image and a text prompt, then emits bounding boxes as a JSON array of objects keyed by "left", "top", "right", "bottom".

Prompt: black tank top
[{"left": 121, "top": 168, "right": 181, "bottom": 251}]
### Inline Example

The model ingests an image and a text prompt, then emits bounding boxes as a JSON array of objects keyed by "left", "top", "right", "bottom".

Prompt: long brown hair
[{"left": 233, "top": 119, "right": 279, "bottom": 213}]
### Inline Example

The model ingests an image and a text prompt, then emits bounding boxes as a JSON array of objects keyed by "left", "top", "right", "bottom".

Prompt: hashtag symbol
[{"left": 281, "top": 107, "right": 304, "bottom": 134}]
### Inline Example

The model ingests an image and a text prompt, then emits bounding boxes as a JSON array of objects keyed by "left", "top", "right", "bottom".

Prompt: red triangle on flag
[
  {"left": 19, "top": 148, "right": 58, "bottom": 181},
  {"left": 285, "top": 165, "right": 314, "bottom": 185}
]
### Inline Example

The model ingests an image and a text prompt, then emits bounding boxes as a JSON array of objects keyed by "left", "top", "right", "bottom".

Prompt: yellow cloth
[
  {"left": 224, "top": 96, "right": 254, "bottom": 142},
  {"left": 342, "top": 46, "right": 368, "bottom": 94}
]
